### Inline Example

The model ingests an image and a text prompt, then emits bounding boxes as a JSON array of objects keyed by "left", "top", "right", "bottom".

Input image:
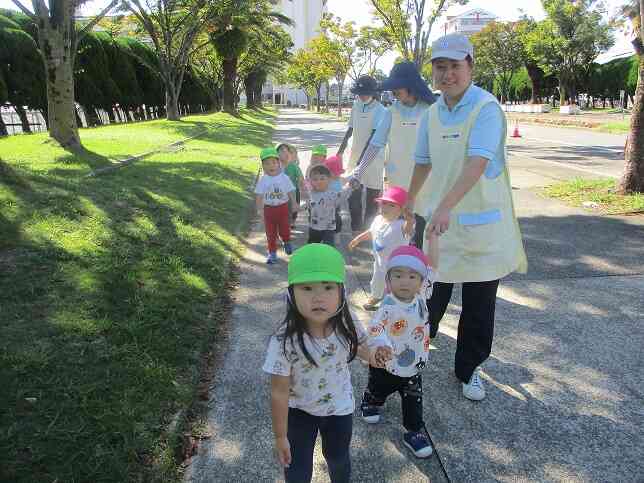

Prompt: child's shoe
[
  {"left": 266, "top": 252, "right": 277, "bottom": 264},
  {"left": 403, "top": 431, "right": 433, "bottom": 458},
  {"left": 284, "top": 242, "right": 293, "bottom": 255},
  {"left": 361, "top": 405, "right": 381, "bottom": 424}
]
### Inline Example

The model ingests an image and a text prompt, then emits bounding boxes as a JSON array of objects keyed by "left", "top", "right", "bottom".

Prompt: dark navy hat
[
  {"left": 350, "top": 75, "right": 379, "bottom": 96},
  {"left": 380, "top": 61, "right": 436, "bottom": 105}
]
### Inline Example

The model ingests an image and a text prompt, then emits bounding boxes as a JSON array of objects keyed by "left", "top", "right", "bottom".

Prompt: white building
[
  {"left": 440, "top": 8, "right": 497, "bottom": 38},
  {"left": 262, "top": 0, "right": 328, "bottom": 106}
]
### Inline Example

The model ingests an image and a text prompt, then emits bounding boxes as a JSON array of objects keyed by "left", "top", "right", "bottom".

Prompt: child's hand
[
  {"left": 275, "top": 436, "right": 291, "bottom": 468},
  {"left": 348, "top": 238, "right": 359, "bottom": 250}
]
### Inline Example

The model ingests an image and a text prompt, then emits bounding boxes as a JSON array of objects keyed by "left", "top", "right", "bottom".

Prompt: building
[
  {"left": 440, "top": 8, "right": 496, "bottom": 38},
  {"left": 262, "top": 0, "right": 328, "bottom": 106}
]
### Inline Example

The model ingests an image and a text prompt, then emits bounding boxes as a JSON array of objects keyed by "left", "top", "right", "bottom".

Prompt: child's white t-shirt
[
  {"left": 369, "top": 215, "right": 408, "bottom": 264},
  {"left": 254, "top": 173, "right": 295, "bottom": 207},
  {"left": 308, "top": 187, "right": 350, "bottom": 231},
  {"left": 367, "top": 292, "right": 434, "bottom": 378},
  {"left": 263, "top": 326, "right": 367, "bottom": 417}
]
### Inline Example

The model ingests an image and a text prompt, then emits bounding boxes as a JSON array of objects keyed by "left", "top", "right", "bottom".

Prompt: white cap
[{"left": 431, "top": 34, "right": 473, "bottom": 61}]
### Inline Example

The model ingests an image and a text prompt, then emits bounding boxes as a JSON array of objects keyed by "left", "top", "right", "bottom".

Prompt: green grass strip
[
  {"left": 0, "top": 108, "right": 275, "bottom": 482},
  {"left": 543, "top": 177, "right": 644, "bottom": 215}
]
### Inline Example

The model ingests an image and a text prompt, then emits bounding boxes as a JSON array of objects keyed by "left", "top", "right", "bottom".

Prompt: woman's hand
[
  {"left": 427, "top": 206, "right": 451, "bottom": 236},
  {"left": 275, "top": 436, "right": 291, "bottom": 468},
  {"left": 348, "top": 238, "right": 359, "bottom": 250}
]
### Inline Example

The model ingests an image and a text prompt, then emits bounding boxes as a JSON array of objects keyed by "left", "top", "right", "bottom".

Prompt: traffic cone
[{"left": 511, "top": 121, "right": 522, "bottom": 138}]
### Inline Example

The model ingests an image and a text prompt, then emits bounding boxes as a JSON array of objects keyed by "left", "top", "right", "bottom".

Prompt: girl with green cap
[{"left": 263, "top": 243, "right": 380, "bottom": 482}]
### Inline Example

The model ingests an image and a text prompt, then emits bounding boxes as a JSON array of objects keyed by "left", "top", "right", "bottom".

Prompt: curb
[{"left": 85, "top": 130, "right": 209, "bottom": 177}]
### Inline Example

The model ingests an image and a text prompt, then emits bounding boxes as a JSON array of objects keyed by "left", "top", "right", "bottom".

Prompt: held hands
[
  {"left": 275, "top": 436, "right": 291, "bottom": 468},
  {"left": 426, "top": 205, "right": 451, "bottom": 237},
  {"left": 348, "top": 237, "right": 360, "bottom": 251},
  {"left": 370, "top": 346, "right": 393, "bottom": 368}
]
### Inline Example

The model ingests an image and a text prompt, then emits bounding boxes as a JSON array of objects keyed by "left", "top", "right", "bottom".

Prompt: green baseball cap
[
  {"left": 288, "top": 244, "right": 346, "bottom": 285},
  {"left": 311, "top": 144, "right": 327, "bottom": 156},
  {"left": 260, "top": 147, "right": 279, "bottom": 161}
]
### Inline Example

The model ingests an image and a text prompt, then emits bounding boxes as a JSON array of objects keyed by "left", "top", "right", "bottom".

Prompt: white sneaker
[{"left": 462, "top": 370, "right": 486, "bottom": 401}]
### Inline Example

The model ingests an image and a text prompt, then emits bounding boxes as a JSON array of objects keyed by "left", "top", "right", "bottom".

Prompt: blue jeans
[{"left": 285, "top": 408, "right": 352, "bottom": 483}]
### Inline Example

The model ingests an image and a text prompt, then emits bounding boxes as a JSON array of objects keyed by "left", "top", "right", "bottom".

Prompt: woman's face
[
  {"left": 432, "top": 58, "right": 472, "bottom": 100},
  {"left": 392, "top": 88, "right": 416, "bottom": 106},
  {"left": 358, "top": 95, "right": 373, "bottom": 103}
]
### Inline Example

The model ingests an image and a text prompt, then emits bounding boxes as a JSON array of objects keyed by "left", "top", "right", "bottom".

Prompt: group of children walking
[{"left": 255, "top": 144, "right": 440, "bottom": 482}]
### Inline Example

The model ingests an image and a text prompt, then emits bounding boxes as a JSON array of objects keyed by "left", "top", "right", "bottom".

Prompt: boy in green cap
[
  {"left": 255, "top": 147, "right": 298, "bottom": 264},
  {"left": 305, "top": 144, "right": 328, "bottom": 180}
]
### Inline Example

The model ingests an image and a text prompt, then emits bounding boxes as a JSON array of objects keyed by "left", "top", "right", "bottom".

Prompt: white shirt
[
  {"left": 308, "top": 187, "right": 350, "bottom": 231},
  {"left": 263, "top": 326, "right": 367, "bottom": 417},
  {"left": 369, "top": 215, "right": 409, "bottom": 265},
  {"left": 254, "top": 173, "right": 295, "bottom": 207},
  {"left": 367, "top": 293, "right": 433, "bottom": 378}
]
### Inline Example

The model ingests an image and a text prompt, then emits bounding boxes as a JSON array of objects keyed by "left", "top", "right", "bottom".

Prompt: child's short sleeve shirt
[
  {"left": 284, "top": 163, "right": 303, "bottom": 187},
  {"left": 263, "top": 326, "right": 367, "bottom": 417},
  {"left": 254, "top": 173, "right": 295, "bottom": 206},
  {"left": 369, "top": 215, "right": 408, "bottom": 263}
]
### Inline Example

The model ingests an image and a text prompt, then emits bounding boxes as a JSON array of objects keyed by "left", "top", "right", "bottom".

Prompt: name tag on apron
[
  {"left": 401, "top": 121, "right": 417, "bottom": 127},
  {"left": 441, "top": 133, "right": 461, "bottom": 140}
]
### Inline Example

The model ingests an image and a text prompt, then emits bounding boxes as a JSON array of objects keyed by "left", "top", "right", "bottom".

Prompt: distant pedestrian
[
  {"left": 348, "top": 186, "right": 414, "bottom": 311},
  {"left": 255, "top": 147, "right": 298, "bottom": 264},
  {"left": 360, "top": 243, "right": 438, "bottom": 459},
  {"left": 408, "top": 33, "right": 527, "bottom": 401},
  {"left": 338, "top": 75, "right": 387, "bottom": 231},
  {"left": 263, "top": 244, "right": 376, "bottom": 483}
]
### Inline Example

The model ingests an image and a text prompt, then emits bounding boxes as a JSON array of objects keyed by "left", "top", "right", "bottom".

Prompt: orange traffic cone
[{"left": 511, "top": 121, "right": 522, "bottom": 138}]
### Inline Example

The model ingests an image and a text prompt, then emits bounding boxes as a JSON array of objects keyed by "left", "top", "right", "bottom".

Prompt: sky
[{"left": 0, "top": 0, "right": 634, "bottom": 67}]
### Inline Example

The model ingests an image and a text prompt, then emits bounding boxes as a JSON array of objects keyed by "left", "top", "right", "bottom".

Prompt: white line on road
[{"left": 522, "top": 136, "right": 624, "bottom": 154}]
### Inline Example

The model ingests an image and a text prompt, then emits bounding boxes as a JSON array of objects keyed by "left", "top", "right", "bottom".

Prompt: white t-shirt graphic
[{"left": 254, "top": 173, "right": 295, "bottom": 207}]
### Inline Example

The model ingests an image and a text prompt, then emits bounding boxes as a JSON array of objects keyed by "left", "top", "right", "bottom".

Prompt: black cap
[{"left": 350, "top": 75, "right": 379, "bottom": 96}]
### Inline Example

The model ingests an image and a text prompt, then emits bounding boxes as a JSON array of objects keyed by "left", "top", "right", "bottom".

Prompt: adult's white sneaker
[{"left": 462, "top": 370, "right": 486, "bottom": 401}]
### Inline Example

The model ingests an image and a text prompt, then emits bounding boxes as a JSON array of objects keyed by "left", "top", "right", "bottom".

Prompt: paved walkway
[{"left": 185, "top": 109, "right": 644, "bottom": 482}]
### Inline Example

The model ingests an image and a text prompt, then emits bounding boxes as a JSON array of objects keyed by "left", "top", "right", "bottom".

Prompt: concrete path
[{"left": 185, "top": 109, "right": 644, "bottom": 482}]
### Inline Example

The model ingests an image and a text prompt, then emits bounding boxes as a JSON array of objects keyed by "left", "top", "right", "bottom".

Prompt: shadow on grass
[{"left": 0, "top": 147, "right": 258, "bottom": 481}]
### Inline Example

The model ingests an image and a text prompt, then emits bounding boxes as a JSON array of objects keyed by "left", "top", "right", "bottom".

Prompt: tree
[
  {"left": 471, "top": 21, "right": 524, "bottom": 103},
  {"left": 617, "top": 0, "right": 644, "bottom": 193},
  {"left": 525, "top": 0, "right": 614, "bottom": 105},
  {"left": 515, "top": 17, "right": 548, "bottom": 104},
  {"left": 353, "top": 26, "right": 394, "bottom": 79},
  {"left": 123, "top": 0, "right": 211, "bottom": 120},
  {"left": 9, "top": 0, "right": 118, "bottom": 148},
  {"left": 286, "top": 45, "right": 333, "bottom": 112},
  {"left": 369, "top": 0, "right": 467, "bottom": 67},
  {"left": 319, "top": 14, "right": 357, "bottom": 116},
  {"left": 208, "top": 0, "right": 292, "bottom": 113}
]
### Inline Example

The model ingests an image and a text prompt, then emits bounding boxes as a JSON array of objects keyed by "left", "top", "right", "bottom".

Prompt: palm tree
[
  {"left": 208, "top": 0, "right": 292, "bottom": 113},
  {"left": 619, "top": 0, "right": 644, "bottom": 193}
]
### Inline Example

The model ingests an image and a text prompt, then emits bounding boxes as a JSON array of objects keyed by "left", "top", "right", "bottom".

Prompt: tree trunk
[
  {"left": 324, "top": 81, "right": 329, "bottom": 113},
  {"left": 253, "top": 84, "right": 263, "bottom": 108},
  {"left": 316, "top": 85, "right": 321, "bottom": 112},
  {"left": 222, "top": 57, "right": 238, "bottom": 113},
  {"left": 166, "top": 84, "right": 180, "bottom": 121},
  {"left": 619, "top": 54, "right": 644, "bottom": 194},
  {"left": 244, "top": 74, "right": 255, "bottom": 109},
  {"left": 15, "top": 105, "right": 32, "bottom": 134},
  {"left": 337, "top": 81, "right": 343, "bottom": 118},
  {"left": 38, "top": 23, "right": 81, "bottom": 149}
]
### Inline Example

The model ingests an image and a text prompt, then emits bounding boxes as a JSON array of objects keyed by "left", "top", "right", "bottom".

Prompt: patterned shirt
[
  {"left": 308, "top": 188, "right": 349, "bottom": 231},
  {"left": 263, "top": 326, "right": 367, "bottom": 416}
]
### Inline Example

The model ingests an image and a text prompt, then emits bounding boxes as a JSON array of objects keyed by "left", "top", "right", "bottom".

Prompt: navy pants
[
  {"left": 285, "top": 408, "right": 352, "bottom": 483},
  {"left": 308, "top": 228, "right": 335, "bottom": 246}
]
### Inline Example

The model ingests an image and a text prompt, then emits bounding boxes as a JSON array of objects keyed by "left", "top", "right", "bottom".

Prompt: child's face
[
  {"left": 388, "top": 267, "right": 423, "bottom": 302},
  {"left": 262, "top": 157, "right": 281, "bottom": 176},
  {"left": 278, "top": 146, "right": 290, "bottom": 164},
  {"left": 310, "top": 173, "right": 330, "bottom": 192},
  {"left": 293, "top": 282, "right": 341, "bottom": 326},
  {"left": 380, "top": 201, "right": 402, "bottom": 221},
  {"left": 310, "top": 154, "right": 325, "bottom": 165}
]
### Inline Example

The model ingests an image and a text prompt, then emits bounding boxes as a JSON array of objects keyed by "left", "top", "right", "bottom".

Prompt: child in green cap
[
  {"left": 255, "top": 147, "right": 299, "bottom": 264},
  {"left": 305, "top": 144, "right": 328, "bottom": 180},
  {"left": 278, "top": 143, "right": 305, "bottom": 228},
  {"left": 263, "top": 243, "right": 381, "bottom": 483}
]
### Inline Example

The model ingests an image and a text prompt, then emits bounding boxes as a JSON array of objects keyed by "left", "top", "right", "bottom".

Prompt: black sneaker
[
  {"left": 361, "top": 405, "right": 380, "bottom": 424},
  {"left": 403, "top": 430, "right": 433, "bottom": 458}
]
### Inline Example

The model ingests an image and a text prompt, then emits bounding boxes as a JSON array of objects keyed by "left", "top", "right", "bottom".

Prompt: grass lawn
[
  {"left": 0, "top": 108, "right": 275, "bottom": 482},
  {"left": 596, "top": 120, "right": 631, "bottom": 134},
  {"left": 543, "top": 178, "right": 644, "bottom": 215}
]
